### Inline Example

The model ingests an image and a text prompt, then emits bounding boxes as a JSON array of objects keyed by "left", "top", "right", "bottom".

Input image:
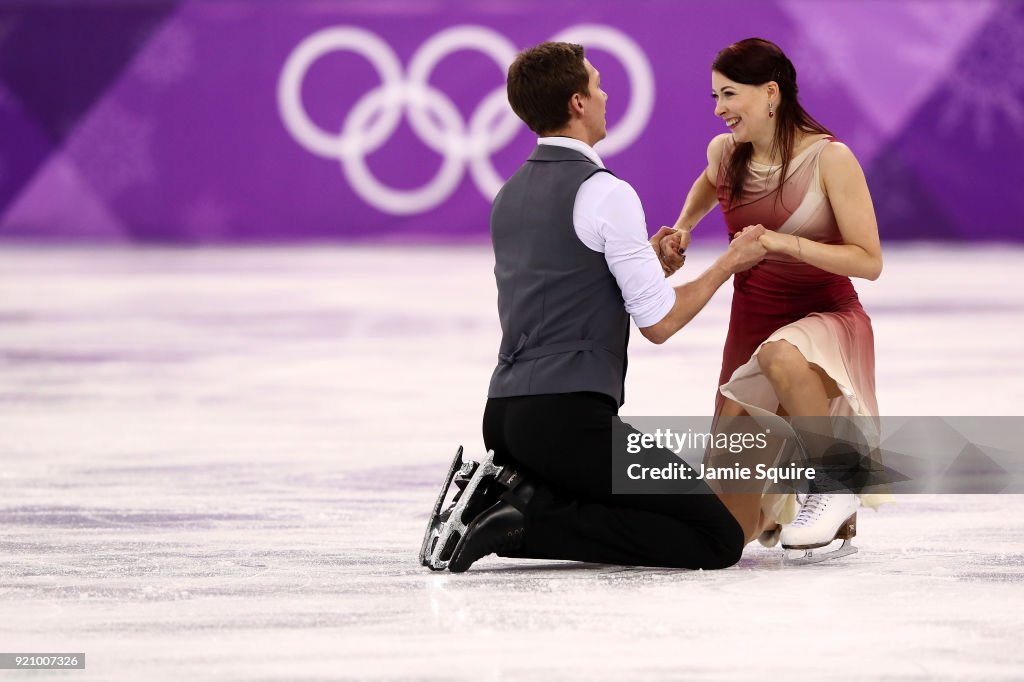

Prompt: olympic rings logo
[{"left": 277, "top": 25, "right": 655, "bottom": 215}]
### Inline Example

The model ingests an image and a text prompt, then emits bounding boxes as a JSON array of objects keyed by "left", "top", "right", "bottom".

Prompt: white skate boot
[{"left": 781, "top": 494, "right": 859, "bottom": 565}]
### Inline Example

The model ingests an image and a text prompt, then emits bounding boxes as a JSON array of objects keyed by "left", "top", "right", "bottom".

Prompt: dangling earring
[{"left": 768, "top": 100, "right": 774, "bottom": 118}]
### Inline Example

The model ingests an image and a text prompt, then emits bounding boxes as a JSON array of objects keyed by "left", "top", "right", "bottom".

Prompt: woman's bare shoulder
[
  {"left": 820, "top": 140, "right": 863, "bottom": 176},
  {"left": 707, "top": 133, "right": 733, "bottom": 156},
  {"left": 706, "top": 133, "right": 733, "bottom": 167}
]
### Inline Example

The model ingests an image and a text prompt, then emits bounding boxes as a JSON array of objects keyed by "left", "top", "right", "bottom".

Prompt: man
[{"left": 422, "top": 42, "right": 766, "bottom": 572}]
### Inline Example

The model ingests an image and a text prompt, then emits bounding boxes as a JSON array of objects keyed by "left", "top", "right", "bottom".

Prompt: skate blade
[
  {"left": 419, "top": 446, "right": 464, "bottom": 567},
  {"left": 425, "top": 449, "right": 503, "bottom": 571},
  {"left": 783, "top": 539, "right": 858, "bottom": 566}
]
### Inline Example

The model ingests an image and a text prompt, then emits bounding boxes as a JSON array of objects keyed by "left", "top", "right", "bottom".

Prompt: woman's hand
[
  {"left": 754, "top": 229, "right": 796, "bottom": 256},
  {"left": 650, "top": 226, "right": 688, "bottom": 276},
  {"left": 674, "top": 226, "right": 692, "bottom": 254},
  {"left": 660, "top": 228, "right": 690, "bottom": 272}
]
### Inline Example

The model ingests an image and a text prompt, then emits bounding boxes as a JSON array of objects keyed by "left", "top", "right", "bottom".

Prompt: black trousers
[{"left": 483, "top": 393, "right": 745, "bottom": 569}]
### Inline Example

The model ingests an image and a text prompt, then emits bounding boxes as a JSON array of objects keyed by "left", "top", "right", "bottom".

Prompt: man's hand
[
  {"left": 723, "top": 224, "right": 767, "bottom": 273},
  {"left": 650, "top": 226, "right": 688, "bottom": 277}
]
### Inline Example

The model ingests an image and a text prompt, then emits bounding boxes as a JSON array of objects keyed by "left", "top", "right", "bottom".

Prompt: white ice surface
[{"left": 1, "top": 245, "right": 1022, "bottom": 680}]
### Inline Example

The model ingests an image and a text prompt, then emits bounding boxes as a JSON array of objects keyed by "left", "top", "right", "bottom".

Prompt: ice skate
[
  {"left": 448, "top": 478, "right": 535, "bottom": 573},
  {"left": 419, "top": 447, "right": 511, "bottom": 571},
  {"left": 781, "top": 494, "right": 859, "bottom": 565},
  {"left": 419, "top": 446, "right": 466, "bottom": 567}
]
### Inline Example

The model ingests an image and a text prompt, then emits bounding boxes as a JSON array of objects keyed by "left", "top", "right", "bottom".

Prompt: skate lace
[{"left": 792, "top": 495, "right": 828, "bottom": 527}]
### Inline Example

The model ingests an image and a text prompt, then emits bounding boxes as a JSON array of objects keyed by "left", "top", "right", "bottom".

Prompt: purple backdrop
[{"left": 0, "top": 0, "right": 1020, "bottom": 243}]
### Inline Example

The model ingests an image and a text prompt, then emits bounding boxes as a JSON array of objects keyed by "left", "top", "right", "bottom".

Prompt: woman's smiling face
[{"left": 711, "top": 71, "right": 772, "bottom": 144}]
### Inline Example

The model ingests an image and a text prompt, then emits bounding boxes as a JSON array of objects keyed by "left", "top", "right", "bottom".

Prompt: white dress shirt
[{"left": 538, "top": 136, "right": 675, "bottom": 329}]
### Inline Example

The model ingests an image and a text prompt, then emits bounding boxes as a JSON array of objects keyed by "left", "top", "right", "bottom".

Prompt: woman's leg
[
  {"left": 756, "top": 340, "right": 859, "bottom": 553},
  {"left": 757, "top": 339, "right": 846, "bottom": 474},
  {"left": 708, "top": 398, "right": 779, "bottom": 544},
  {"left": 714, "top": 343, "right": 842, "bottom": 544}
]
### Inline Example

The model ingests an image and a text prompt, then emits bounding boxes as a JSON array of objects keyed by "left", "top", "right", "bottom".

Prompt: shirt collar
[{"left": 537, "top": 136, "right": 605, "bottom": 168}]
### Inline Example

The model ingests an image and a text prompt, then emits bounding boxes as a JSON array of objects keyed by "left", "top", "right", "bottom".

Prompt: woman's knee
[{"left": 757, "top": 340, "right": 808, "bottom": 385}]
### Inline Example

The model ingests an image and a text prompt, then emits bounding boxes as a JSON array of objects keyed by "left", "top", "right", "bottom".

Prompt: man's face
[{"left": 582, "top": 58, "right": 608, "bottom": 144}]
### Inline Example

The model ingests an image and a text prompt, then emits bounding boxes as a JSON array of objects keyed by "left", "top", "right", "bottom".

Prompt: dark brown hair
[
  {"left": 713, "top": 38, "right": 832, "bottom": 208},
  {"left": 507, "top": 42, "right": 590, "bottom": 135}
]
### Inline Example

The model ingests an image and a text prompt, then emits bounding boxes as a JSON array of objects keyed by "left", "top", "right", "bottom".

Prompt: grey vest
[{"left": 487, "top": 144, "right": 630, "bottom": 405}]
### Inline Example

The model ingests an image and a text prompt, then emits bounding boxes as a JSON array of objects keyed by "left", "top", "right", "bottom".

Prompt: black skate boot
[{"left": 447, "top": 478, "right": 536, "bottom": 573}]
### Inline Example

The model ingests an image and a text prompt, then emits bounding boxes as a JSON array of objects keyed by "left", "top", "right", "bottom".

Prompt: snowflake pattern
[{"left": 939, "top": 6, "right": 1024, "bottom": 145}]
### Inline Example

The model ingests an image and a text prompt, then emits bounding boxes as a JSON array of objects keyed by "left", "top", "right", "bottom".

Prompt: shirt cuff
[{"left": 630, "top": 284, "right": 675, "bottom": 329}]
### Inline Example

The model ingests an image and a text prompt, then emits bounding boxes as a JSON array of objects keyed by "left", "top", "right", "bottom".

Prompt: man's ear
[{"left": 568, "top": 92, "right": 584, "bottom": 118}]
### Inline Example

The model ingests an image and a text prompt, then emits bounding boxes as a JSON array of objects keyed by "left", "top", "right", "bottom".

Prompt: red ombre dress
[{"left": 714, "top": 136, "right": 888, "bottom": 513}]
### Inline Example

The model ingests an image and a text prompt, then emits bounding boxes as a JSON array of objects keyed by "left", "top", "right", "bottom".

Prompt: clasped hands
[{"left": 649, "top": 224, "right": 774, "bottom": 276}]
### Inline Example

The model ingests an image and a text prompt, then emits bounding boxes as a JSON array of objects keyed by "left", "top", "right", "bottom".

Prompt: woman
[{"left": 655, "top": 38, "right": 887, "bottom": 557}]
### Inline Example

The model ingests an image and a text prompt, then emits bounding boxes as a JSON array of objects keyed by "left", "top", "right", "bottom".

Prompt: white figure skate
[{"left": 781, "top": 494, "right": 859, "bottom": 565}]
